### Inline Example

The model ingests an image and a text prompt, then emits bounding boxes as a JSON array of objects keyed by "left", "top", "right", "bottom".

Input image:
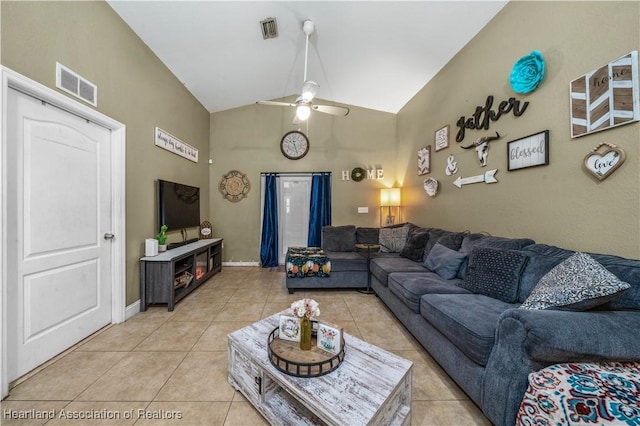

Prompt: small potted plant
[{"left": 156, "top": 225, "right": 168, "bottom": 252}]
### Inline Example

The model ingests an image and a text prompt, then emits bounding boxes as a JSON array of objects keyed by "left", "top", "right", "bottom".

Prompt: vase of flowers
[{"left": 291, "top": 298, "right": 320, "bottom": 351}]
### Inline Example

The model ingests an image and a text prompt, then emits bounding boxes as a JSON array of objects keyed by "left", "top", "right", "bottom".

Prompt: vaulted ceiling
[{"left": 107, "top": 1, "right": 508, "bottom": 114}]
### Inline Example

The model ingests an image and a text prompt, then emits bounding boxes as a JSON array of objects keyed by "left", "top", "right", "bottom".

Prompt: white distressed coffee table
[{"left": 228, "top": 312, "right": 412, "bottom": 425}]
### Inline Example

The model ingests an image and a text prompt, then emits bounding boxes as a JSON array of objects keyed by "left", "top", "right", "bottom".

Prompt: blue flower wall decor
[{"left": 510, "top": 51, "right": 545, "bottom": 94}]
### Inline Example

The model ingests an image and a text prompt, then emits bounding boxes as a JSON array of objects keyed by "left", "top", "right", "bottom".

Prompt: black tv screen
[{"left": 158, "top": 179, "right": 201, "bottom": 231}]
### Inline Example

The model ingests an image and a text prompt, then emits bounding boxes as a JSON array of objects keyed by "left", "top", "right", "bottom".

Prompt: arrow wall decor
[{"left": 453, "top": 169, "right": 498, "bottom": 188}]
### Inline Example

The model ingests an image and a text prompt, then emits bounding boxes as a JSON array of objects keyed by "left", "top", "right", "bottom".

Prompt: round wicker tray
[{"left": 267, "top": 327, "right": 345, "bottom": 378}]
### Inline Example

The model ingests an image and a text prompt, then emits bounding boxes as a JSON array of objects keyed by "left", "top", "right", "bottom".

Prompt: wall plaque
[{"left": 570, "top": 51, "right": 639, "bottom": 138}]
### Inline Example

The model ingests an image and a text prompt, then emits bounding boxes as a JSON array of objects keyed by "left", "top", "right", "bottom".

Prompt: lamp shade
[
  {"left": 380, "top": 188, "right": 401, "bottom": 207},
  {"left": 301, "top": 80, "right": 319, "bottom": 102},
  {"left": 296, "top": 104, "right": 311, "bottom": 121}
]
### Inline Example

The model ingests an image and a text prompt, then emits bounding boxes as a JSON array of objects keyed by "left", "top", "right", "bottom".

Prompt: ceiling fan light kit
[
  {"left": 301, "top": 80, "right": 319, "bottom": 102},
  {"left": 296, "top": 104, "right": 311, "bottom": 121},
  {"left": 256, "top": 19, "right": 349, "bottom": 122}
]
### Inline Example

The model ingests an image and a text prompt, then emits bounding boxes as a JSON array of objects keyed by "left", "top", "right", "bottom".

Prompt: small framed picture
[
  {"left": 507, "top": 130, "right": 550, "bottom": 171},
  {"left": 278, "top": 315, "right": 300, "bottom": 341},
  {"left": 434, "top": 125, "right": 449, "bottom": 151},
  {"left": 317, "top": 321, "right": 343, "bottom": 355},
  {"left": 418, "top": 146, "right": 431, "bottom": 175}
]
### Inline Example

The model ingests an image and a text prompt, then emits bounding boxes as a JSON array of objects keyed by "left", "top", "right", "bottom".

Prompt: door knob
[{"left": 104, "top": 233, "right": 115, "bottom": 240}]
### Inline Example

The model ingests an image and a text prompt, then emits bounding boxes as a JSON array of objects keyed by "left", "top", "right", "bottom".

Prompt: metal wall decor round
[{"left": 219, "top": 170, "right": 251, "bottom": 202}]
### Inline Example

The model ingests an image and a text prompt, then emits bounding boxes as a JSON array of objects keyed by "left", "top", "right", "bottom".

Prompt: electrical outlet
[{"left": 358, "top": 207, "right": 369, "bottom": 214}]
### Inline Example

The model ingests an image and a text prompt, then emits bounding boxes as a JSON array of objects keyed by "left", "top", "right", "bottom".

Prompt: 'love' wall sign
[{"left": 583, "top": 143, "right": 626, "bottom": 181}]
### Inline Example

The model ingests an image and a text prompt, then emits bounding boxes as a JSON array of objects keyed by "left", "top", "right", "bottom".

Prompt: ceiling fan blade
[
  {"left": 256, "top": 100, "right": 297, "bottom": 108},
  {"left": 312, "top": 104, "right": 350, "bottom": 116}
]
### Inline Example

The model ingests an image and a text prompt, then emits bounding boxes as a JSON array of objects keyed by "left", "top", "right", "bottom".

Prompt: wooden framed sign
[
  {"left": 418, "top": 146, "right": 431, "bottom": 175},
  {"left": 434, "top": 125, "right": 449, "bottom": 151},
  {"left": 154, "top": 127, "right": 198, "bottom": 162},
  {"left": 570, "top": 51, "right": 639, "bottom": 138},
  {"left": 507, "top": 130, "right": 549, "bottom": 171}
]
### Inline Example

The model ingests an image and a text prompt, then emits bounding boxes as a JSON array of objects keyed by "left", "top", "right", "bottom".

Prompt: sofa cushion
[
  {"left": 423, "top": 243, "right": 467, "bottom": 280},
  {"left": 389, "top": 272, "right": 469, "bottom": 313},
  {"left": 457, "top": 234, "right": 535, "bottom": 279},
  {"left": 420, "top": 294, "right": 519, "bottom": 366},
  {"left": 322, "top": 225, "right": 356, "bottom": 252},
  {"left": 379, "top": 226, "right": 410, "bottom": 253},
  {"left": 322, "top": 251, "right": 368, "bottom": 273},
  {"left": 370, "top": 256, "right": 427, "bottom": 286},
  {"left": 458, "top": 247, "right": 529, "bottom": 303},
  {"left": 356, "top": 227, "right": 380, "bottom": 245},
  {"left": 400, "top": 227, "right": 431, "bottom": 261},
  {"left": 520, "top": 252, "right": 630, "bottom": 310}
]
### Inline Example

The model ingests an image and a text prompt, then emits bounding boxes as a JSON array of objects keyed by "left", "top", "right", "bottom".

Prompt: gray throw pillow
[
  {"left": 379, "top": 226, "right": 410, "bottom": 253},
  {"left": 400, "top": 227, "right": 431, "bottom": 262},
  {"left": 457, "top": 247, "right": 529, "bottom": 303},
  {"left": 423, "top": 243, "right": 467, "bottom": 280},
  {"left": 356, "top": 227, "right": 380, "bottom": 245},
  {"left": 321, "top": 225, "right": 356, "bottom": 252},
  {"left": 520, "top": 252, "right": 631, "bottom": 310}
]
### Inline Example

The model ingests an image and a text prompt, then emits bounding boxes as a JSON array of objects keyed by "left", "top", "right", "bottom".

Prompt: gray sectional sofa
[
  {"left": 285, "top": 225, "right": 394, "bottom": 293},
  {"left": 290, "top": 224, "right": 640, "bottom": 426}
]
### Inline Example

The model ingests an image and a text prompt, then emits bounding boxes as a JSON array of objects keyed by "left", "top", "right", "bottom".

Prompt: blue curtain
[
  {"left": 260, "top": 174, "right": 279, "bottom": 267},
  {"left": 308, "top": 173, "right": 332, "bottom": 247}
]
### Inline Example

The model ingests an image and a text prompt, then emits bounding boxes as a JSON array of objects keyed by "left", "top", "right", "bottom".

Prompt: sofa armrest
[
  {"left": 500, "top": 308, "right": 640, "bottom": 363},
  {"left": 482, "top": 309, "right": 640, "bottom": 426}
]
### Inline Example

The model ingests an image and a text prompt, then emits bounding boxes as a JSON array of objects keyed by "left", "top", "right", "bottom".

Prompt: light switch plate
[{"left": 358, "top": 207, "right": 369, "bottom": 214}]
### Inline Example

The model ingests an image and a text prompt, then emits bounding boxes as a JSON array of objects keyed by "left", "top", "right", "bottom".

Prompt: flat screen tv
[{"left": 158, "top": 179, "right": 201, "bottom": 231}]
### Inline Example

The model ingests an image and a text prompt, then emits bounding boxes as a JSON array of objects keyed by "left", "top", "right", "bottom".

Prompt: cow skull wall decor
[{"left": 460, "top": 131, "right": 501, "bottom": 167}]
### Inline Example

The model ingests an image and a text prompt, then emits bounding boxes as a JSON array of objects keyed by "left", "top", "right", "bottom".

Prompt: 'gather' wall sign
[{"left": 455, "top": 95, "right": 529, "bottom": 142}]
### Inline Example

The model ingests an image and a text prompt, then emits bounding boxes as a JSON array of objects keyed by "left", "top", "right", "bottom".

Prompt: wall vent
[
  {"left": 56, "top": 63, "right": 97, "bottom": 107},
  {"left": 260, "top": 17, "right": 278, "bottom": 39}
]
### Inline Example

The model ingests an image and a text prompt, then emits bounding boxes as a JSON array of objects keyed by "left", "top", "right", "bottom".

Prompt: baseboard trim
[
  {"left": 222, "top": 261, "right": 260, "bottom": 267},
  {"left": 125, "top": 300, "right": 140, "bottom": 320}
]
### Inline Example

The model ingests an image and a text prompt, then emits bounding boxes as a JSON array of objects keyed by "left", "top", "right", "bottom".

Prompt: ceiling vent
[
  {"left": 260, "top": 17, "right": 278, "bottom": 39},
  {"left": 56, "top": 62, "right": 97, "bottom": 107}
]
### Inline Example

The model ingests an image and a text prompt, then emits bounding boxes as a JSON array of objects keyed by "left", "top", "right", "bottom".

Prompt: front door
[
  {"left": 278, "top": 176, "right": 312, "bottom": 264},
  {"left": 6, "top": 88, "right": 113, "bottom": 381}
]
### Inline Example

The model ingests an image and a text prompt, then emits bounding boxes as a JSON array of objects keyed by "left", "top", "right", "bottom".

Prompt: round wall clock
[
  {"left": 219, "top": 170, "right": 251, "bottom": 202},
  {"left": 280, "top": 131, "right": 309, "bottom": 160}
]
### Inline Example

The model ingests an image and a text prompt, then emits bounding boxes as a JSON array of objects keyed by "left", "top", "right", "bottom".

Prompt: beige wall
[
  {"left": 1, "top": 1, "right": 211, "bottom": 304},
  {"left": 209, "top": 99, "right": 397, "bottom": 262},
  {"left": 398, "top": 1, "right": 640, "bottom": 259}
]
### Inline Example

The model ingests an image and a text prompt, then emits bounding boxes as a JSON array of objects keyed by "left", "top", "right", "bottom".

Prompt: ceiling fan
[{"left": 256, "top": 20, "right": 349, "bottom": 122}]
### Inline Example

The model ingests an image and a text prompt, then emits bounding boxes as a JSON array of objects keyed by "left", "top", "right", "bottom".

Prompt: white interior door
[
  {"left": 278, "top": 177, "right": 311, "bottom": 264},
  {"left": 6, "top": 88, "right": 113, "bottom": 381}
]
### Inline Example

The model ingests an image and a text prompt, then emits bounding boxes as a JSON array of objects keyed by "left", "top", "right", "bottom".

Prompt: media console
[{"left": 139, "top": 238, "right": 223, "bottom": 311}]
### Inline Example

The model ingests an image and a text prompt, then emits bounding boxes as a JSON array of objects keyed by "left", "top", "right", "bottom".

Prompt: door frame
[{"left": 0, "top": 67, "right": 126, "bottom": 398}]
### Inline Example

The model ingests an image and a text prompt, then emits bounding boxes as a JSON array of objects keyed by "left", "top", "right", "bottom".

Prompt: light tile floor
[{"left": 1, "top": 267, "right": 491, "bottom": 425}]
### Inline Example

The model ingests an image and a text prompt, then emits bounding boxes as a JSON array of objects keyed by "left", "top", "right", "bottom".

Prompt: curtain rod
[{"left": 260, "top": 172, "right": 331, "bottom": 176}]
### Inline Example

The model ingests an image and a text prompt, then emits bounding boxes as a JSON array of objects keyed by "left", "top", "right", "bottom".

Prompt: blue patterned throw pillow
[
  {"left": 520, "top": 252, "right": 631, "bottom": 310},
  {"left": 458, "top": 247, "right": 528, "bottom": 303}
]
